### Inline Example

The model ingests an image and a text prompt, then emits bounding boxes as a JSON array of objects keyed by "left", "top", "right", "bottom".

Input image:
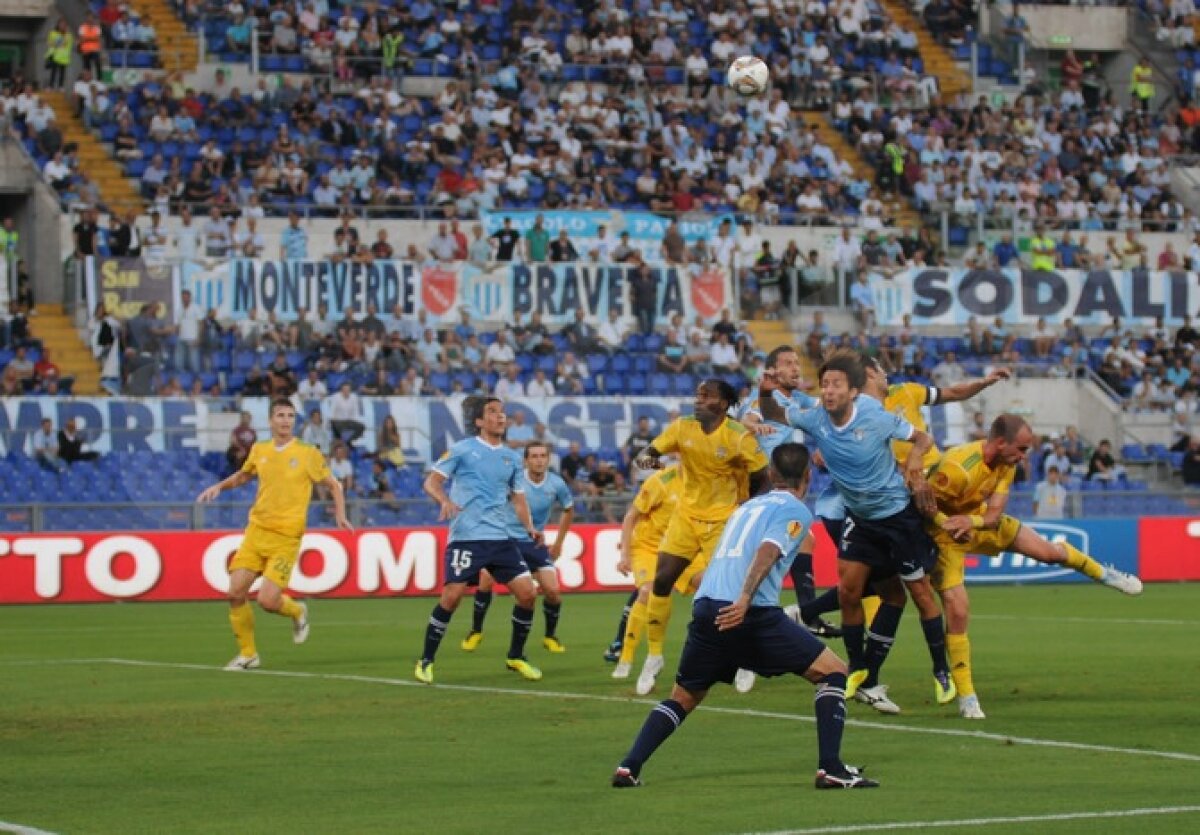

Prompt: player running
[
  {"left": 925, "top": 414, "right": 1143, "bottom": 719},
  {"left": 197, "top": 397, "right": 351, "bottom": 671},
  {"left": 611, "top": 443, "right": 878, "bottom": 790},
  {"left": 613, "top": 464, "right": 682, "bottom": 680},
  {"left": 416, "top": 396, "right": 545, "bottom": 684},
  {"left": 760, "top": 351, "right": 956, "bottom": 708},
  {"left": 633, "top": 380, "right": 769, "bottom": 696},
  {"left": 460, "top": 441, "right": 575, "bottom": 654}
]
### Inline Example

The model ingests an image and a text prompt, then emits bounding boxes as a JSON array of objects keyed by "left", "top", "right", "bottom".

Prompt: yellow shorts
[
  {"left": 630, "top": 546, "right": 659, "bottom": 588},
  {"left": 675, "top": 558, "right": 705, "bottom": 595},
  {"left": 659, "top": 513, "right": 725, "bottom": 568},
  {"left": 229, "top": 524, "right": 303, "bottom": 589},
  {"left": 930, "top": 514, "right": 1022, "bottom": 592}
]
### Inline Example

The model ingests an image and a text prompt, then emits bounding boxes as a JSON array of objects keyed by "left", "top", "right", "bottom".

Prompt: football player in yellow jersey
[
  {"left": 928, "top": 414, "right": 1143, "bottom": 719},
  {"left": 632, "top": 379, "right": 770, "bottom": 694},
  {"left": 612, "top": 464, "right": 682, "bottom": 681},
  {"left": 197, "top": 398, "right": 351, "bottom": 670}
]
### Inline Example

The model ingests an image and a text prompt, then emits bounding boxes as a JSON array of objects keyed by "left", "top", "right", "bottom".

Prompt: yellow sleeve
[
  {"left": 634, "top": 476, "right": 662, "bottom": 514},
  {"left": 993, "top": 465, "right": 1015, "bottom": 497},
  {"left": 306, "top": 445, "right": 332, "bottom": 483},
  {"left": 650, "top": 420, "right": 680, "bottom": 455},
  {"left": 737, "top": 428, "right": 769, "bottom": 471},
  {"left": 929, "top": 459, "right": 967, "bottom": 504},
  {"left": 240, "top": 443, "right": 259, "bottom": 476}
]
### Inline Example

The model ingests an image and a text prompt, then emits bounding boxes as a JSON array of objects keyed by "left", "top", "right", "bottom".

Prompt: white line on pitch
[
  {"left": 0, "top": 819, "right": 60, "bottom": 835},
  {"left": 737, "top": 804, "right": 1200, "bottom": 835},
  {"left": 972, "top": 614, "right": 1197, "bottom": 627},
  {"left": 65, "top": 657, "right": 1200, "bottom": 764}
]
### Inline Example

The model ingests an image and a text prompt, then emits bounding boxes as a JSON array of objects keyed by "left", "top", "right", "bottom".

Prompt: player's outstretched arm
[
  {"left": 196, "top": 471, "right": 253, "bottom": 503},
  {"left": 322, "top": 474, "right": 353, "bottom": 531},
  {"left": 941, "top": 367, "right": 1012, "bottom": 403},
  {"left": 715, "top": 541, "right": 783, "bottom": 631},
  {"left": 424, "top": 470, "right": 461, "bottom": 520}
]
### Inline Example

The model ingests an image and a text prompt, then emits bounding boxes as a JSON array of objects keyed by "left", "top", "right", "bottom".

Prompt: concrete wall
[
  {"left": 940, "top": 377, "right": 1123, "bottom": 449},
  {"left": 0, "top": 141, "right": 65, "bottom": 307},
  {"left": 0, "top": 0, "right": 55, "bottom": 18},
  {"left": 989, "top": 6, "right": 1128, "bottom": 52}
]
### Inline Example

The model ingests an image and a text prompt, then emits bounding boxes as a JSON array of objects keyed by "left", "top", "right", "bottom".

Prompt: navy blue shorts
[
  {"left": 820, "top": 516, "right": 845, "bottom": 550},
  {"left": 443, "top": 539, "right": 530, "bottom": 586},
  {"left": 675, "top": 598, "right": 828, "bottom": 693},
  {"left": 516, "top": 539, "right": 554, "bottom": 572},
  {"left": 840, "top": 502, "right": 937, "bottom": 581}
]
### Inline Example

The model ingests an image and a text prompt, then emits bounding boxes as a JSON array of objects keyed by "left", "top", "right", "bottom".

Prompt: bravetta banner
[
  {"left": 84, "top": 256, "right": 177, "bottom": 319},
  {"left": 180, "top": 260, "right": 734, "bottom": 328},
  {"left": 870, "top": 268, "right": 1200, "bottom": 326}
]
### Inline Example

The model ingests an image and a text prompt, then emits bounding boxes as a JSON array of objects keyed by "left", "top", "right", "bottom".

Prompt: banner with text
[
  {"left": 0, "top": 396, "right": 691, "bottom": 461},
  {"left": 0, "top": 517, "right": 1159, "bottom": 604},
  {"left": 870, "top": 268, "right": 1200, "bottom": 327},
  {"left": 180, "top": 260, "right": 733, "bottom": 328},
  {"left": 480, "top": 209, "right": 736, "bottom": 265},
  {"left": 84, "top": 256, "right": 178, "bottom": 319}
]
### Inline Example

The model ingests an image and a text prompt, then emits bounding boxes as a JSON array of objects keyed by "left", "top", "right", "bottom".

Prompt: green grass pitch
[{"left": 2, "top": 586, "right": 1199, "bottom": 834}]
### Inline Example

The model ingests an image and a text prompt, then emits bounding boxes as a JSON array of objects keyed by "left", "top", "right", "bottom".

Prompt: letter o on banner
[
  {"left": 202, "top": 534, "right": 250, "bottom": 594},
  {"left": 959, "top": 270, "right": 1013, "bottom": 316},
  {"left": 289, "top": 533, "right": 349, "bottom": 594},
  {"left": 84, "top": 536, "right": 162, "bottom": 599}
]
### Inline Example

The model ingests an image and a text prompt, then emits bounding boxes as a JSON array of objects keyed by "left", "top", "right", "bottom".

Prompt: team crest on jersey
[
  {"left": 853, "top": 429, "right": 865, "bottom": 441},
  {"left": 715, "top": 446, "right": 728, "bottom": 459},
  {"left": 289, "top": 458, "right": 298, "bottom": 468},
  {"left": 787, "top": 520, "right": 803, "bottom": 538}
]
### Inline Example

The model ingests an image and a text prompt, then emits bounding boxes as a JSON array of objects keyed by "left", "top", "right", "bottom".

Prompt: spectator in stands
[
  {"left": 58, "top": 418, "right": 98, "bottom": 464},
  {"left": 629, "top": 261, "right": 657, "bottom": 336},
  {"left": 598, "top": 308, "right": 629, "bottom": 354},
  {"left": 31, "top": 418, "right": 65, "bottom": 473},
  {"left": 484, "top": 330, "right": 515, "bottom": 371},
  {"left": 428, "top": 223, "right": 458, "bottom": 261},
  {"left": 203, "top": 207, "right": 231, "bottom": 258},
  {"left": 505, "top": 410, "right": 535, "bottom": 449},
  {"left": 376, "top": 415, "right": 405, "bottom": 468},
  {"left": 1043, "top": 442, "right": 1072, "bottom": 478},
  {"left": 850, "top": 274, "right": 875, "bottom": 332},
  {"left": 226, "top": 411, "right": 256, "bottom": 472},
  {"left": 77, "top": 13, "right": 103, "bottom": 76},
  {"left": 328, "top": 381, "right": 365, "bottom": 448},
  {"left": 489, "top": 217, "right": 521, "bottom": 261},
  {"left": 1183, "top": 437, "right": 1200, "bottom": 486},
  {"left": 587, "top": 459, "right": 624, "bottom": 521},
  {"left": 1086, "top": 439, "right": 1125, "bottom": 482},
  {"left": 1034, "top": 466, "right": 1068, "bottom": 520},
  {"left": 329, "top": 442, "right": 355, "bottom": 494},
  {"left": 559, "top": 441, "right": 585, "bottom": 490},
  {"left": 931, "top": 351, "right": 966, "bottom": 388},
  {"left": 557, "top": 351, "right": 589, "bottom": 394},
  {"left": 495, "top": 365, "right": 525, "bottom": 398},
  {"left": 563, "top": 307, "right": 599, "bottom": 354},
  {"left": 710, "top": 332, "right": 739, "bottom": 374},
  {"left": 297, "top": 369, "right": 327, "bottom": 401},
  {"left": 524, "top": 368, "right": 553, "bottom": 397},
  {"left": 968, "top": 412, "right": 989, "bottom": 442},
  {"left": 549, "top": 229, "right": 579, "bottom": 262},
  {"left": 302, "top": 409, "right": 332, "bottom": 456},
  {"left": 525, "top": 214, "right": 550, "bottom": 262}
]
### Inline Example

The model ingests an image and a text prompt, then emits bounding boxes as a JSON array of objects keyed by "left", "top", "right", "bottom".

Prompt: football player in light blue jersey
[
  {"left": 463, "top": 441, "right": 576, "bottom": 654},
  {"left": 416, "top": 397, "right": 545, "bottom": 685},
  {"left": 760, "top": 350, "right": 956, "bottom": 708},
  {"left": 735, "top": 345, "right": 840, "bottom": 640},
  {"left": 612, "top": 443, "right": 878, "bottom": 790}
]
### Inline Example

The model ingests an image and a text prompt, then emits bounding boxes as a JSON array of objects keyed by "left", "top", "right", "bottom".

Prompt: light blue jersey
[
  {"left": 697, "top": 490, "right": 814, "bottom": 607},
  {"left": 505, "top": 470, "right": 574, "bottom": 540},
  {"left": 814, "top": 485, "right": 845, "bottom": 521},
  {"left": 736, "top": 387, "right": 818, "bottom": 458},
  {"left": 432, "top": 437, "right": 524, "bottom": 542},
  {"left": 775, "top": 392, "right": 915, "bottom": 521}
]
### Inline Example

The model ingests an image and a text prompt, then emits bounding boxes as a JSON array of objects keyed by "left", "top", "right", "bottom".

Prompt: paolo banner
[
  {"left": 181, "top": 259, "right": 732, "bottom": 328},
  {"left": 870, "top": 268, "right": 1200, "bottom": 326}
]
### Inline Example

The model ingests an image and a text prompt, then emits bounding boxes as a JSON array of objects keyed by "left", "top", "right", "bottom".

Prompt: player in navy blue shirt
[
  {"left": 416, "top": 397, "right": 545, "bottom": 685},
  {"left": 760, "top": 350, "right": 956, "bottom": 707},
  {"left": 462, "top": 441, "right": 576, "bottom": 654},
  {"left": 612, "top": 443, "right": 878, "bottom": 790}
]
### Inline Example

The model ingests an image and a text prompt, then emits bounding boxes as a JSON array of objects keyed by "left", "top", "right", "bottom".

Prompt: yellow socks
[
  {"left": 1063, "top": 544, "right": 1104, "bottom": 580},
  {"left": 862, "top": 594, "right": 881, "bottom": 627},
  {"left": 646, "top": 593, "right": 673, "bottom": 656},
  {"left": 946, "top": 632, "right": 974, "bottom": 698},
  {"left": 620, "top": 597, "right": 649, "bottom": 665},
  {"left": 278, "top": 595, "right": 304, "bottom": 619},
  {"left": 229, "top": 603, "right": 257, "bottom": 657}
]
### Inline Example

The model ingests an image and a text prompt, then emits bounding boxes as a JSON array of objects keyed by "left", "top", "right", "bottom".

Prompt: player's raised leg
[{"left": 1011, "top": 525, "right": 1143, "bottom": 594}]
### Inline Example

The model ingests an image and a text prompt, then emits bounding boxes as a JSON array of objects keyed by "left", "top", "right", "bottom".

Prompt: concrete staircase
[
  {"left": 31, "top": 304, "right": 101, "bottom": 395},
  {"left": 810, "top": 113, "right": 921, "bottom": 230},
  {"left": 879, "top": 0, "right": 971, "bottom": 102},
  {"left": 129, "top": 0, "right": 198, "bottom": 73},
  {"left": 40, "top": 90, "right": 143, "bottom": 215}
]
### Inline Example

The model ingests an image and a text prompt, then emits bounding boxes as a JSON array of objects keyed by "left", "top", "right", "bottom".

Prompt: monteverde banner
[
  {"left": 870, "top": 268, "right": 1200, "bottom": 326},
  {"left": 179, "top": 259, "right": 733, "bottom": 327}
]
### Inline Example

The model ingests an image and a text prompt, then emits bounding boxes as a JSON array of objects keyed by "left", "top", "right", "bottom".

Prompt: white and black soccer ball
[{"left": 726, "top": 55, "right": 770, "bottom": 97}]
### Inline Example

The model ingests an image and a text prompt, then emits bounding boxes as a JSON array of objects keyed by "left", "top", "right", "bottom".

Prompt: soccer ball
[{"left": 727, "top": 56, "right": 769, "bottom": 97}]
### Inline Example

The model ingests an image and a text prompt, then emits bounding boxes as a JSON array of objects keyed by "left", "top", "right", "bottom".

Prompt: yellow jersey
[
  {"left": 631, "top": 465, "right": 682, "bottom": 552},
  {"left": 927, "top": 440, "right": 1014, "bottom": 517},
  {"left": 650, "top": 416, "right": 768, "bottom": 521},
  {"left": 241, "top": 439, "right": 331, "bottom": 538},
  {"left": 884, "top": 382, "right": 942, "bottom": 469}
]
